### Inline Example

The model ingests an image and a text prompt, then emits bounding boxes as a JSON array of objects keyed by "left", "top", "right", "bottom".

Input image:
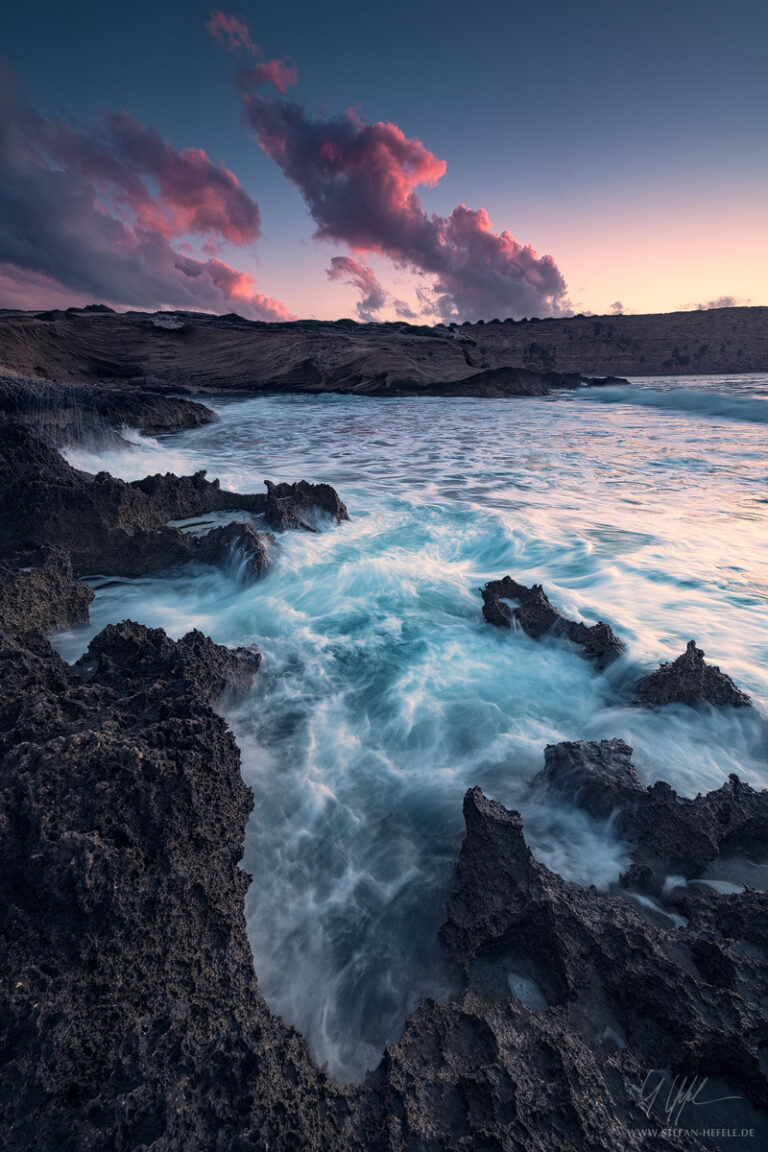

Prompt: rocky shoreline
[{"left": 2, "top": 407, "right": 768, "bottom": 1150}]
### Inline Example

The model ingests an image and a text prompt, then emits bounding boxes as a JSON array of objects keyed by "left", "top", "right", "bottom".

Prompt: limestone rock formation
[{"left": 0, "top": 307, "right": 637, "bottom": 396}]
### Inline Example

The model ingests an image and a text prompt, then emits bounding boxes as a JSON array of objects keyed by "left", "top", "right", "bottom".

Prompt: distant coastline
[{"left": 0, "top": 305, "right": 765, "bottom": 400}]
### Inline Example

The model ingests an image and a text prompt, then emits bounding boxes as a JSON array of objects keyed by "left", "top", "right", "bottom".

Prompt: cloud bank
[
  {"left": 221, "top": 21, "right": 568, "bottom": 322},
  {"left": 0, "top": 63, "right": 292, "bottom": 319}
]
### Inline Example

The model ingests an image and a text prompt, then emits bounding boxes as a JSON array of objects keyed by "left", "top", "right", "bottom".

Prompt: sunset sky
[{"left": 1, "top": 0, "right": 766, "bottom": 322}]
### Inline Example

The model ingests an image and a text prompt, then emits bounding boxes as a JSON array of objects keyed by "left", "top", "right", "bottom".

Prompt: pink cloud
[
  {"left": 206, "top": 10, "right": 258, "bottom": 56},
  {"left": 182, "top": 255, "right": 294, "bottom": 319},
  {"left": 326, "top": 256, "right": 387, "bottom": 320},
  {"left": 45, "top": 110, "right": 261, "bottom": 247},
  {"left": 206, "top": 12, "right": 298, "bottom": 93},
  {"left": 234, "top": 69, "right": 567, "bottom": 320},
  {"left": 0, "top": 62, "right": 292, "bottom": 321},
  {"left": 241, "top": 60, "right": 299, "bottom": 96}
]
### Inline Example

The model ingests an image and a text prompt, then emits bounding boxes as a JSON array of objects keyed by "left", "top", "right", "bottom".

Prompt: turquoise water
[{"left": 58, "top": 374, "right": 768, "bottom": 1080}]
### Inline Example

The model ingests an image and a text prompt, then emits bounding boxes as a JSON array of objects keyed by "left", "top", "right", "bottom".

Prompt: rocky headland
[
  {"left": 0, "top": 306, "right": 631, "bottom": 399},
  {"left": 2, "top": 386, "right": 768, "bottom": 1150},
  {"left": 0, "top": 304, "right": 765, "bottom": 402}
]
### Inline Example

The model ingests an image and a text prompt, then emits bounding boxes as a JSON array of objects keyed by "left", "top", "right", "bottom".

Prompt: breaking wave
[{"left": 578, "top": 384, "right": 768, "bottom": 424}]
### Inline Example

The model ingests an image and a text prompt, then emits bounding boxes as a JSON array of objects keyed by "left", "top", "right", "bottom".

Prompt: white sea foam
[{"left": 51, "top": 375, "right": 768, "bottom": 1081}]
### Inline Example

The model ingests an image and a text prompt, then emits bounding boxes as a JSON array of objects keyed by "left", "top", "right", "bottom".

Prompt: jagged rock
[
  {"left": 635, "top": 640, "right": 751, "bottom": 708},
  {"left": 192, "top": 521, "right": 273, "bottom": 577},
  {"left": 532, "top": 738, "right": 768, "bottom": 890},
  {"left": 0, "top": 423, "right": 343, "bottom": 579},
  {"left": 74, "top": 621, "right": 262, "bottom": 700},
  {"left": 440, "top": 788, "right": 543, "bottom": 968},
  {"left": 264, "top": 479, "right": 350, "bottom": 531},
  {"left": 0, "top": 548, "right": 93, "bottom": 636},
  {"left": 426, "top": 781, "right": 768, "bottom": 1149},
  {"left": 0, "top": 421, "right": 265, "bottom": 571},
  {"left": 0, "top": 373, "right": 214, "bottom": 442},
  {"left": 481, "top": 576, "right": 625, "bottom": 669},
  {"left": 0, "top": 621, "right": 360, "bottom": 1151},
  {"left": 534, "top": 738, "right": 643, "bottom": 819},
  {"left": 4, "top": 620, "right": 768, "bottom": 1148}
]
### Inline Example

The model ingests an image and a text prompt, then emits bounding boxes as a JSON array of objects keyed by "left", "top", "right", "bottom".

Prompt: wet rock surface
[
  {"left": 424, "top": 774, "right": 768, "bottom": 1150},
  {"left": 4, "top": 600, "right": 766, "bottom": 1152},
  {"left": 2, "top": 390, "right": 766, "bottom": 1148},
  {"left": 0, "top": 547, "right": 94, "bottom": 636},
  {"left": 534, "top": 738, "right": 768, "bottom": 892},
  {"left": 636, "top": 640, "right": 752, "bottom": 708},
  {"left": 0, "top": 423, "right": 343, "bottom": 579},
  {"left": 264, "top": 479, "right": 350, "bottom": 531},
  {"left": 481, "top": 576, "right": 626, "bottom": 669},
  {"left": 0, "top": 373, "right": 214, "bottom": 443},
  {"left": 0, "top": 618, "right": 358, "bottom": 1151}
]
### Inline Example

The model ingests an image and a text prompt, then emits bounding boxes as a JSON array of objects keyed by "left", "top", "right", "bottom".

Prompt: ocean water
[{"left": 57, "top": 373, "right": 768, "bottom": 1081}]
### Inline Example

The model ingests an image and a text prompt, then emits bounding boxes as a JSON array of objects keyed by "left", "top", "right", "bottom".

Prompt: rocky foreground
[{"left": 2, "top": 416, "right": 768, "bottom": 1150}]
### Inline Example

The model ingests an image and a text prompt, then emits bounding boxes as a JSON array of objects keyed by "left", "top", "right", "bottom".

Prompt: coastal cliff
[{"left": 4, "top": 304, "right": 765, "bottom": 399}]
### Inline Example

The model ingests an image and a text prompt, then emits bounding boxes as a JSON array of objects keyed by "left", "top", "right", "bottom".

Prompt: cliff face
[
  {"left": 1, "top": 304, "right": 763, "bottom": 397},
  {"left": 463, "top": 306, "right": 768, "bottom": 376}
]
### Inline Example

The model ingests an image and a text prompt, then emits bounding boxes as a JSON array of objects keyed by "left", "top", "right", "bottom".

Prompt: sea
[{"left": 54, "top": 373, "right": 768, "bottom": 1081}]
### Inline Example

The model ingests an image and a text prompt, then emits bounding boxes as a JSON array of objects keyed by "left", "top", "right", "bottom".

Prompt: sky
[{"left": 0, "top": 0, "right": 766, "bottom": 322}]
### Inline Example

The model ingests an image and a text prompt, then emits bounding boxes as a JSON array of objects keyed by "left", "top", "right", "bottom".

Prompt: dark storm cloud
[{"left": 0, "top": 63, "right": 292, "bottom": 319}]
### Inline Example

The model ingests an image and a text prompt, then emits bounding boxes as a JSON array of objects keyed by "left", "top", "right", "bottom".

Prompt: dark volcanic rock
[
  {"left": 408, "top": 364, "right": 579, "bottom": 397},
  {"left": 0, "top": 547, "right": 93, "bottom": 636},
  {"left": 74, "top": 620, "right": 263, "bottom": 700},
  {"left": 0, "top": 621, "right": 356, "bottom": 1151},
  {"left": 0, "top": 423, "right": 343, "bottom": 579},
  {"left": 423, "top": 780, "right": 768, "bottom": 1149},
  {"left": 482, "top": 576, "right": 625, "bottom": 668},
  {"left": 635, "top": 639, "right": 751, "bottom": 708},
  {"left": 0, "top": 421, "right": 266, "bottom": 573},
  {"left": 533, "top": 738, "right": 768, "bottom": 889},
  {"left": 3, "top": 621, "right": 768, "bottom": 1149},
  {"left": 0, "top": 373, "right": 214, "bottom": 442},
  {"left": 440, "top": 788, "right": 542, "bottom": 969},
  {"left": 264, "top": 478, "right": 350, "bottom": 531},
  {"left": 535, "top": 737, "right": 643, "bottom": 819},
  {"left": 193, "top": 520, "right": 273, "bottom": 577}
]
